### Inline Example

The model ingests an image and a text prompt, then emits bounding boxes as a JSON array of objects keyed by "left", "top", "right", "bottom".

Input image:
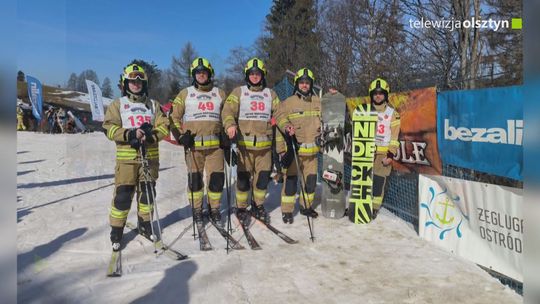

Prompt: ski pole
[
  {"left": 185, "top": 146, "right": 198, "bottom": 241},
  {"left": 223, "top": 147, "right": 231, "bottom": 254},
  {"left": 290, "top": 135, "right": 315, "bottom": 242},
  {"left": 272, "top": 121, "right": 315, "bottom": 242}
]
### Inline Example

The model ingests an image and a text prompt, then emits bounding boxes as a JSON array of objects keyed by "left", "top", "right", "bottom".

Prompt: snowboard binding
[{"left": 322, "top": 169, "right": 343, "bottom": 194}]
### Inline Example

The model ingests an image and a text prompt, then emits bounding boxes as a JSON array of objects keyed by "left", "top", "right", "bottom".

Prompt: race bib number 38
[{"left": 239, "top": 86, "right": 272, "bottom": 121}]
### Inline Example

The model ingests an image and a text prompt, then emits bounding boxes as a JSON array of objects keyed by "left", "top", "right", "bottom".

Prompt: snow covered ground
[{"left": 17, "top": 132, "right": 522, "bottom": 303}]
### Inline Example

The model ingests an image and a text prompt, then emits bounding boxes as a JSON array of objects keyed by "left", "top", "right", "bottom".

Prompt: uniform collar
[
  {"left": 194, "top": 82, "right": 213, "bottom": 92},
  {"left": 127, "top": 93, "right": 147, "bottom": 103},
  {"left": 295, "top": 91, "right": 312, "bottom": 101},
  {"left": 247, "top": 83, "right": 264, "bottom": 92}
]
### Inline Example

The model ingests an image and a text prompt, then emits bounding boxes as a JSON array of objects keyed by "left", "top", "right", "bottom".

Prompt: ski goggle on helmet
[{"left": 122, "top": 64, "right": 148, "bottom": 82}]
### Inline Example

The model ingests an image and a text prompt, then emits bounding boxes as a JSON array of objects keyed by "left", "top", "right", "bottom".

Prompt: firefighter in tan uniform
[
  {"left": 221, "top": 58, "right": 280, "bottom": 223},
  {"left": 171, "top": 57, "right": 226, "bottom": 224},
  {"left": 275, "top": 68, "right": 321, "bottom": 224},
  {"left": 103, "top": 64, "right": 170, "bottom": 250},
  {"left": 369, "top": 78, "right": 401, "bottom": 218}
]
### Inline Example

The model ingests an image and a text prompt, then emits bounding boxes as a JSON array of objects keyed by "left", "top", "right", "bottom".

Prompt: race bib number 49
[{"left": 184, "top": 88, "right": 221, "bottom": 122}]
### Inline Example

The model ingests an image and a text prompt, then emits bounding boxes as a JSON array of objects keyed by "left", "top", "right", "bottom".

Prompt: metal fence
[{"left": 274, "top": 76, "right": 295, "bottom": 101}]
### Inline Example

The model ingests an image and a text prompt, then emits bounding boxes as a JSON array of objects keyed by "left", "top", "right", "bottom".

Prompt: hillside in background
[{"left": 17, "top": 81, "right": 113, "bottom": 131}]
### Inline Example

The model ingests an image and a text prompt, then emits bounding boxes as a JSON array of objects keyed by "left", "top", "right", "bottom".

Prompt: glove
[
  {"left": 178, "top": 130, "right": 195, "bottom": 148},
  {"left": 219, "top": 131, "right": 231, "bottom": 149},
  {"left": 127, "top": 128, "right": 141, "bottom": 149},
  {"left": 224, "top": 148, "right": 237, "bottom": 166},
  {"left": 140, "top": 122, "right": 155, "bottom": 144}
]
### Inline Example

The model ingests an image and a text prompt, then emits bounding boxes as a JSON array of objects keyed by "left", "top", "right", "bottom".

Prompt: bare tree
[
  {"left": 170, "top": 42, "right": 198, "bottom": 90},
  {"left": 318, "top": 0, "right": 414, "bottom": 95}
]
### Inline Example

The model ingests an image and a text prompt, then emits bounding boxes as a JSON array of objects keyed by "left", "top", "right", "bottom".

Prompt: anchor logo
[{"left": 436, "top": 198, "right": 455, "bottom": 225}]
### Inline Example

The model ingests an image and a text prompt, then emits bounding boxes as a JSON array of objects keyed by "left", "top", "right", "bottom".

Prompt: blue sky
[{"left": 17, "top": 0, "right": 272, "bottom": 96}]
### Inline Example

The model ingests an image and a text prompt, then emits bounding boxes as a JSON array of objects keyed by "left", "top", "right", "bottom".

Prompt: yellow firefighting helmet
[
  {"left": 369, "top": 78, "right": 390, "bottom": 96},
  {"left": 190, "top": 57, "right": 214, "bottom": 78},
  {"left": 244, "top": 58, "right": 267, "bottom": 76},
  {"left": 294, "top": 68, "right": 315, "bottom": 84},
  {"left": 121, "top": 64, "right": 148, "bottom": 96},
  {"left": 122, "top": 64, "right": 148, "bottom": 83}
]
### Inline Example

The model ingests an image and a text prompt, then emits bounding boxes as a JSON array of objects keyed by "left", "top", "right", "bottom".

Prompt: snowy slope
[{"left": 16, "top": 132, "right": 522, "bottom": 304}]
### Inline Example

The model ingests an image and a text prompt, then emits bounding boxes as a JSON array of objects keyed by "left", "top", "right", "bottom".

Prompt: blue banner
[
  {"left": 437, "top": 86, "right": 523, "bottom": 181},
  {"left": 26, "top": 75, "right": 43, "bottom": 120}
]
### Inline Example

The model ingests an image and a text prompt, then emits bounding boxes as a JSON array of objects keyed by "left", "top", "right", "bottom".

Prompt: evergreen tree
[
  {"left": 101, "top": 77, "right": 114, "bottom": 98},
  {"left": 66, "top": 73, "right": 78, "bottom": 90},
  {"left": 77, "top": 70, "right": 100, "bottom": 92},
  {"left": 262, "top": 0, "right": 320, "bottom": 86}
]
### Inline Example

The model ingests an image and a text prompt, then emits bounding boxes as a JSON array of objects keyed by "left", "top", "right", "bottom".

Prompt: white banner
[
  {"left": 85, "top": 79, "right": 104, "bottom": 122},
  {"left": 418, "top": 174, "right": 523, "bottom": 281}
]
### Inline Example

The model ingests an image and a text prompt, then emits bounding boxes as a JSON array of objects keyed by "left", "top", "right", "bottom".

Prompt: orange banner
[{"left": 346, "top": 87, "right": 442, "bottom": 175}]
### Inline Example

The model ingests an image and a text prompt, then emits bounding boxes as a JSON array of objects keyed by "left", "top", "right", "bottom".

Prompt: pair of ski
[
  {"left": 236, "top": 212, "right": 299, "bottom": 250},
  {"left": 195, "top": 212, "right": 298, "bottom": 251},
  {"left": 106, "top": 222, "right": 188, "bottom": 277}
]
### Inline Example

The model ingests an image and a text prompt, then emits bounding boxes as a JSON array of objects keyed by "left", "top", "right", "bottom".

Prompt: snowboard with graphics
[
  {"left": 348, "top": 103, "right": 378, "bottom": 224},
  {"left": 320, "top": 93, "right": 347, "bottom": 219}
]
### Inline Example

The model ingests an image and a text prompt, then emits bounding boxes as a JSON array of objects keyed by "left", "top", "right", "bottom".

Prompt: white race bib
[
  {"left": 238, "top": 86, "right": 272, "bottom": 121},
  {"left": 183, "top": 86, "right": 221, "bottom": 122},
  {"left": 375, "top": 106, "right": 394, "bottom": 146},
  {"left": 119, "top": 97, "right": 155, "bottom": 128}
]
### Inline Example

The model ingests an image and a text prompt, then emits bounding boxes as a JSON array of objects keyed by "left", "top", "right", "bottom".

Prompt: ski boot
[
  {"left": 209, "top": 208, "right": 221, "bottom": 223},
  {"left": 110, "top": 226, "right": 123, "bottom": 252},
  {"left": 137, "top": 217, "right": 156, "bottom": 241},
  {"left": 282, "top": 212, "right": 293, "bottom": 224},
  {"left": 300, "top": 207, "right": 319, "bottom": 218},
  {"left": 235, "top": 207, "right": 250, "bottom": 225},
  {"left": 251, "top": 204, "right": 270, "bottom": 224}
]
